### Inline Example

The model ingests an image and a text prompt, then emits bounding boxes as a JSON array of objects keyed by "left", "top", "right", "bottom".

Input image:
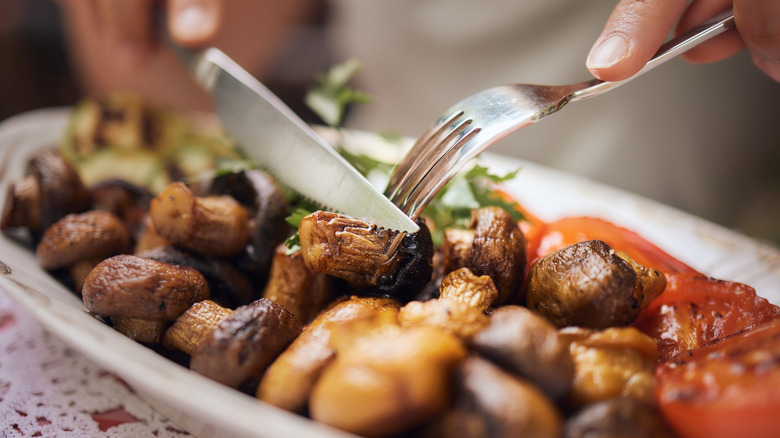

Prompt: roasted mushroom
[
  {"left": 1, "top": 150, "right": 89, "bottom": 235},
  {"left": 526, "top": 240, "right": 666, "bottom": 328},
  {"left": 88, "top": 179, "right": 153, "bottom": 238},
  {"left": 444, "top": 355, "right": 563, "bottom": 438},
  {"left": 565, "top": 397, "right": 673, "bottom": 438},
  {"left": 398, "top": 267, "right": 497, "bottom": 339},
  {"left": 36, "top": 210, "right": 131, "bottom": 272},
  {"left": 561, "top": 326, "right": 658, "bottom": 407},
  {"left": 137, "top": 245, "right": 256, "bottom": 308},
  {"left": 149, "top": 181, "right": 250, "bottom": 257},
  {"left": 207, "top": 170, "right": 291, "bottom": 280},
  {"left": 299, "top": 211, "right": 434, "bottom": 301},
  {"left": 440, "top": 207, "right": 527, "bottom": 305},
  {"left": 257, "top": 296, "right": 401, "bottom": 413},
  {"left": 82, "top": 254, "right": 210, "bottom": 320},
  {"left": 309, "top": 323, "right": 467, "bottom": 437},
  {"left": 261, "top": 245, "right": 336, "bottom": 324},
  {"left": 164, "top": 298, "right": 301, "bottom": 391},
  {"left": 469, "top": 305, "right": 574, "bottom": 399}
]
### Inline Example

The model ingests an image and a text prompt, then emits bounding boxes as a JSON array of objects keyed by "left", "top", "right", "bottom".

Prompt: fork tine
[
  {"left": 396, "top": 124, "right": 481, "bottom": 219},
  {"left": 385, "top": 111, "right": 466, "bottom": 198}
]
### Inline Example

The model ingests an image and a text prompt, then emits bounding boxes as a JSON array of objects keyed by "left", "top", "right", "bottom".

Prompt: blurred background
[{"left": 1, "top": 0, "right": 779, "bottom": 246}]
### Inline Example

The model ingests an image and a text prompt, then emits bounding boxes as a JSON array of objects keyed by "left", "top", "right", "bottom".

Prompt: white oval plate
[{"left": 1, "top": 108, "right": 779, "bottom": 438}]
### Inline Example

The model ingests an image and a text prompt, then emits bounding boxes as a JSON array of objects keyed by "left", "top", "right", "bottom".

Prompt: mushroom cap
[
  {"left": 82, "top": 254, "right": 210, "bottom": 320},
  {"left": 190, "top": 298, "right": 301, "bottom": 389},
  {"left": 30, "top": 150, "right": 89, "bottom": 230}
]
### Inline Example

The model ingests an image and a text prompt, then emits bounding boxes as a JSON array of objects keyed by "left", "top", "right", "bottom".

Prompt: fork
[{"left": 385, "top": 8, "right": 735, "bottom": 221}]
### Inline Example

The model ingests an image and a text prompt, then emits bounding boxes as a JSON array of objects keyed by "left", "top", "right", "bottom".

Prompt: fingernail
[
  {"left": 587, "top": 36, "right": 629, "bottom": 69},
  {"left": 173, "top": 4, "right": 216, "bottom": 42}
]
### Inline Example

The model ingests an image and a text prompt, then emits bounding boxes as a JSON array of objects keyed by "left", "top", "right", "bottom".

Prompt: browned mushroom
[
  {"left": 299, "top": 211, "right": 434, "bottom": 301},
  {"left": 440, "top": 207, "right": 527, "bottom": 305},
  {"left": 561, "top": 326, "right": 658, "bottom": 407},
  {"left": 149, "top": 181, "right": 250, "bottom": 257},
  {"left": 1, "top": 150, "right": 89, "bottom": 235},
  {"left": 207, "top": 170, "right": 291, "bottom": 283},
  {"left": 82, "top": 254, "right": 210, "bottom": 320},
  {"left": 111, "top": 318, "right": 168, "bottom": 344},
  {"left": 469, "top": 305, "right": 574, "bottom": 399},
  {"left": 137, "top": 245, "right": 256, "bottom": 308},
  {"left": 309, "top": 324, "right": 467, "bottom": 437},
  {"left": 36, "top": 210, "right": 131, "bottom": 271},
  {"left": 398, "top": 267, "right": 497, "bottom": 339},
  {"left": 164, "top": 298, "right": 301, "bottom": 391},
  {"left": 88, "top": 179, "right": 153, "bottom": 238},
  {"left": 449, "top": 355, "right": 563, "bottom": 438},
  {"left": 261, "top": 245, "right": 336, "bottom": 324},
  {"left": 257, "top": 296, "right": 401, "bottom": 413},
  {"left": 565, "top": 397, "right": 673, "bottom": 438},
  {"left": 526, "top": 240, "right": 666, "bottom": 328}
]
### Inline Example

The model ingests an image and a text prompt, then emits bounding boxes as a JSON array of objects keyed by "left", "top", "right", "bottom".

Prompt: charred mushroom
[
  {"left": 526, "top": 240, "right": 666, "bottom": 328},
  {"left": 1, "top": 150, "right": 89, "bottom": 235},
  {"left": 88, "top": 179, "right": 153, "bottom": 238},
  {"left": 82, "top": 254, "right": 209, "bottom": 320},
  {"left": 299, "top": 211, "right": 434, "bottom": 301},
  {"left": 257, "top": 296, "right": 401, "bottom": 413},
  {"left": 149, "top": 181, "right": 250, "bottom": 257},
  {"left": 469, "top": 305, "right": 574, "bottom": 399},
  {"left": 298, "top": 211, "right": 433, "bottom": 300},
  {"left": 261, "top": 245, "right": 336, "bottom": 324},
  {"left": 36, "top": 210, "right": 131, "bottom": 271},
  {"left": 440, "top": 207, "right": 527, "bottom": 305},
  {"left": 164, "top": 298, "right": 301, "bottom": 390}
]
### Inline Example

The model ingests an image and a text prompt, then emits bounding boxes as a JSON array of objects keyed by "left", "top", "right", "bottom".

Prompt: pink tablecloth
[{"left": 0, "top": 288, "right": 190, "bottom": 437}]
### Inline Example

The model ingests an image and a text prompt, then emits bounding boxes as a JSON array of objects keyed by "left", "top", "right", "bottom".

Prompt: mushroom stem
[
  {"left": 162, "top": 299, "right": 234, "bottom": 355},
  {"left": 0, "top": 174, "right": 41, "bottom": 231},
  {"left": 150, "top": 182, "right": 250, "bottom": 257}
]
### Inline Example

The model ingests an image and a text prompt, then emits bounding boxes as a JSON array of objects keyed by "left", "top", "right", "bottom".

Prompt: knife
[{"left": 185, "top": 47, "right": 419, "bottom": 233}]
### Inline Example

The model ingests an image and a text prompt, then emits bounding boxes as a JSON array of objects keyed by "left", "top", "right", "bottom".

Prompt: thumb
[
  {"left": 735, "top": 0, "right": 780, "bottom": 82},
  {"left": 167, "top": 0, "right": 221, "bottom": 47}
]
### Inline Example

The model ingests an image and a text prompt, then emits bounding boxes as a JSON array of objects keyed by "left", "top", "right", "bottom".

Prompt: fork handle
[{"left": 574, "top": 7, "right": 735, "bottom": 100}]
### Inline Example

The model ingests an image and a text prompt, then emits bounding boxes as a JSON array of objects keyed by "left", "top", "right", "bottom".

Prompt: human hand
[
  {"left": 586, "top": 0, "right": 780, "bottom": 82},
  {"left": 57, "top": 0, "right": 318, "bottom": 111}
]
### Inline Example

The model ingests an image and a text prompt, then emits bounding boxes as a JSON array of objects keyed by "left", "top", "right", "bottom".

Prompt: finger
[
  {"left": 167, "top": 0, "right": 221, "bottom": 47},
  {"left": 676, "top": 0, "right": 744, "bottom": 64},
  {"left": 735, "top": 0, "right": 780, "bottom": 81},
  {"left": 96, "top": 0, "right": 156, "bottom": 65},
  {"left": 587, "top": 0, "right": 688, "bottom": 81}
]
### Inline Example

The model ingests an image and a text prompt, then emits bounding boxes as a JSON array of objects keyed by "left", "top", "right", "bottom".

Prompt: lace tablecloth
[{"left": 0, "top": 288, "right": 190, "bottom": 437}]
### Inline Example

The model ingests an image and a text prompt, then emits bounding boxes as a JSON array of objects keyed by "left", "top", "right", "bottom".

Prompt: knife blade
[{"left": 189, "top": 48, "right": 419, "bottom": 233}]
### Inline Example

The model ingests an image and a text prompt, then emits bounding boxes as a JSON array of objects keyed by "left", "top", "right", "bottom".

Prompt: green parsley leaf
[{"left": 305, "top": 59, "right": 372, "bottom": 128}]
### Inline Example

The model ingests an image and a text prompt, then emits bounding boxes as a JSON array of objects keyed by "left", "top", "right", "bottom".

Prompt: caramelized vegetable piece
[
  {"left": 82, "top": 254, "right": 210, "bottom": 320},
  {"left": 257, "top": 296, "right": 401, "bottom": 413},
  {"left": 36, "top": 210, "right": 131, "bottom": 271},
  {"left": 566, "top": 397, "right": 672, "bottom": 438},
  {"left": 111, "top": 317, "right": 168, "bottom": 344},
  {"left": 88, "top": 179, "right": 153, "bottom": 237},
  {"left": 454, "top": 355, "right": 563, "bottom": 438},
  {"left": 440, "top": 207, "right": 527, "bottom": 305},
  {"left": 163, "top": 299, "right": 234, "bottom": 354},
  {"left": 1, "top": 150, "right": 89, "bottom": 233},
  {"left": 262, "top": 245, "right": 335, "bottom": 324},
  {"left": 189, "top": 298, "right": 301, "bottom": 390},
  {"left": 299, "top": 211, "right": 433, "bottom": 301},
  {"left": 208, "top": 170, "right": 291, "bottom": 279},
  {"left": 398, "top": 267, "right": 496, "bottom": 339},
  {"left": 470, "top": 305, "right": 574, "bottom": 399},
  {"left": 149, "top": 181, "right": 250, "bottom": 257},
  {"left": 562, "top": 326, "right": 657, "bottom": 407},
  {"left": 309, "top": 324, "right": 466, "bottom": 437},
  {"left": 526, "top": 240, "right": 665, "bottom": 328}
]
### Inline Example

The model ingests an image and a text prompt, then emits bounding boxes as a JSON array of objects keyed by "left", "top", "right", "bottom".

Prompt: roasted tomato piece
[
  {"left": 656, "top": 318, "right": 780, "bottom": 438},
  {"left": 526, "top": 216, "right": 698, "bottom": 275},
  {"left": 632, "top": 273, "right": 780, "bottom": 362}
]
